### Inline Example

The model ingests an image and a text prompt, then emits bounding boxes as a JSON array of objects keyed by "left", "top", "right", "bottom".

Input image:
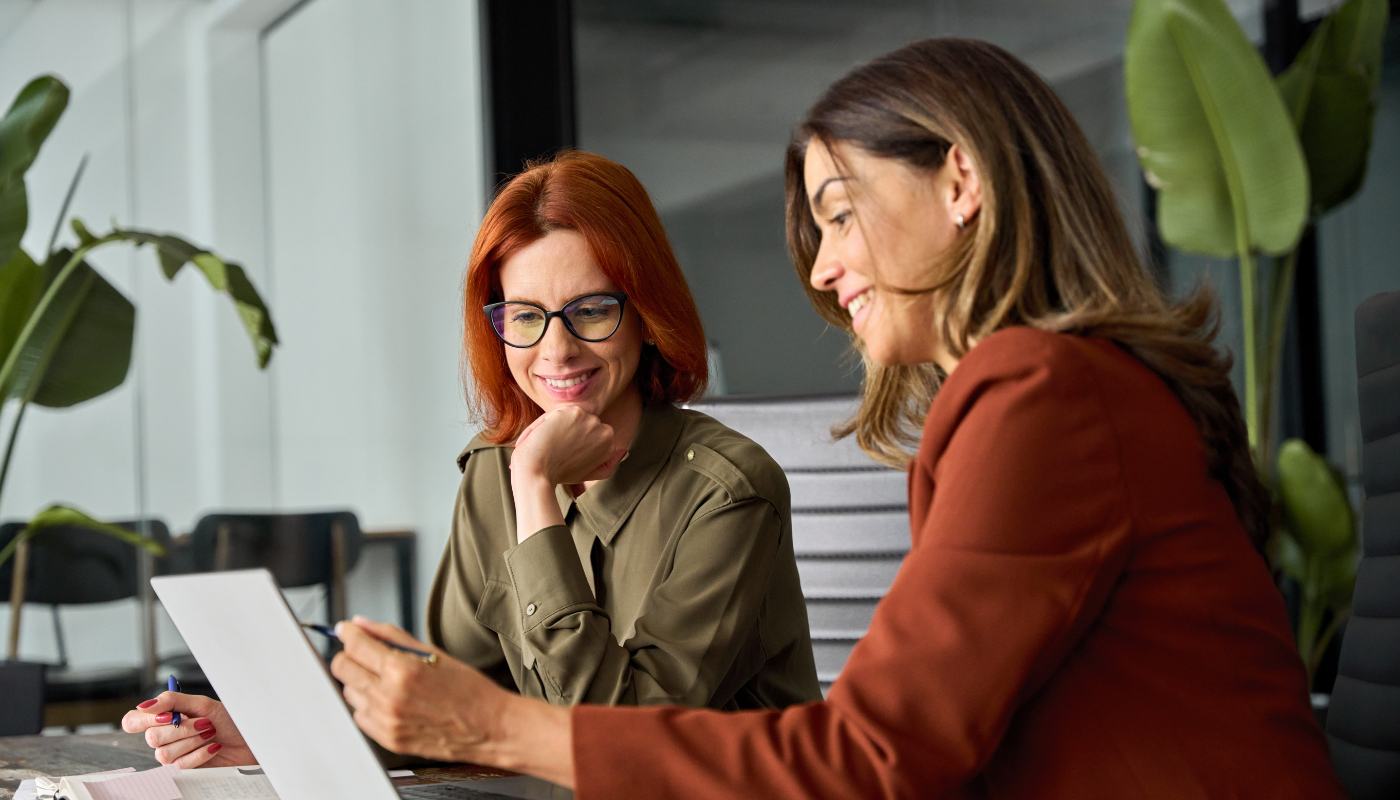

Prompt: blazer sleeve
[
  {"left": 505, "top": 496, "right": 784, "bottom": 707},
  {"left": 571, "top": 343, "right": 1138, "bottom": 799}
]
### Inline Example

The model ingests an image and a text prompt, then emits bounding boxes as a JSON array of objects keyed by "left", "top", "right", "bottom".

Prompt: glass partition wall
[
  {"left": 573, "top": 0, "right": 1160, "bottom": 397},
  {"left": 574, "top": 0, "right": 1400, "bottom": 484}
]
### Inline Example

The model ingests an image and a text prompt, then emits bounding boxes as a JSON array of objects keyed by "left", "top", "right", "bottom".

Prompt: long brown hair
[{"left": 785, "top": 38, "right": 1269, "bottom": 550}]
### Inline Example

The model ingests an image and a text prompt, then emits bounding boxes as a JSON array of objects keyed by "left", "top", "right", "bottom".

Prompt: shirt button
[
  {"left": 686, "top": 450, "right": 694, "bottom": 461},
  {"left": 525, "top": 603, "right": 537, "bottom": 616}
]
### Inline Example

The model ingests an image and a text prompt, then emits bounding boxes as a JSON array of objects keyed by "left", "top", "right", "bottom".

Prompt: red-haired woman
[
  {"left": 424, "top": 150, "right": 819, "bottom": 709},
  {"left": 121, "top": 151, "right": 820, "bottom": 771}
]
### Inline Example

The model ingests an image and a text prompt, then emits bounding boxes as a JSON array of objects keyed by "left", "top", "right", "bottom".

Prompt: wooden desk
[{"left": 0, "top": 732, "right": 513, "bottom": 799}]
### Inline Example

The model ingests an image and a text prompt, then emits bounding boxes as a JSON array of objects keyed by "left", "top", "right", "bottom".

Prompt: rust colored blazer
[{"left": 572, "top": 328, "right": 1346, "bottom": 799}]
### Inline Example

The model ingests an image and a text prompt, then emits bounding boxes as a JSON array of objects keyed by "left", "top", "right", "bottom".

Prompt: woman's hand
[
  {"left": 511, "top": 406, "right": 627, "bottom": 488},
  {"left": 510, "top": 406, "right": 628, "bottom": 541},
  {"left": 121, "top": 691, "right": 257, "bottom": 768},
  {"left": 330, "top": 617, "right": 574, "bottom": 788}
]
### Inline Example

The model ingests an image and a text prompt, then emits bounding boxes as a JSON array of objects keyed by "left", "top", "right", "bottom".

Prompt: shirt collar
[
  {"left": 455, "top": 405, "right": 686, "bottom": 546},
  {"left": 574, "top": 402, "right": 685, "bottom": 546}
]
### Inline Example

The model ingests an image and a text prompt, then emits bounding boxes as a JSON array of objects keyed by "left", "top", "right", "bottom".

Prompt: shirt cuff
[{"left": 504, "top": 524, "right": 593, "bottom": 633}]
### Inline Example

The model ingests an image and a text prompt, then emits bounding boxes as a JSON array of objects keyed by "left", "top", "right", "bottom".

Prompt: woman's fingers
[
  {"left": 583, "top": 447, "right": 629, "bottom": 481},
  {"left": 172, "top": 742, "right": 223, "bottom": 770},
  {"left": 154, "top": 727, "right": 216, "bottom": 766},
  {"left": 347, "top": 617, "right": 435, "bottom": 652},
  {"left": 330, "top": 645, "right": 383, "bottom": 702},
  {"left": 123, "top": 691, "right": 223, "bottom": 733},
  {"left": 143, "top": 717, "right": 212, "bottom": 749}
]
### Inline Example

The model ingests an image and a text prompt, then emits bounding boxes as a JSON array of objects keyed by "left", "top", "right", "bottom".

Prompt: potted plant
[
  {"left": 1125, "top": 0, "right": 1386, "bottom": 692},
  {"left": 0, "top": 75, "right": 278, "bottom": 665}
]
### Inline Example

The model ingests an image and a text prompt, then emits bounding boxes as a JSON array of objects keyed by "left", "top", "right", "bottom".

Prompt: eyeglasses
[{"left": 484, "top": 292, "right": 629, "bottom": 348}]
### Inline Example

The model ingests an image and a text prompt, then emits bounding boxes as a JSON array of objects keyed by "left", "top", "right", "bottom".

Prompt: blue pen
[
  {"left": 168, "top": 675, "right": 181, "bottom": 727},
  {"left": 301, "top": 622, "right": 438, "bottom": 665}
]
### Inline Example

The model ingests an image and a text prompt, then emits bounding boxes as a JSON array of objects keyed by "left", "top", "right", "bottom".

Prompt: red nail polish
[
  {"left": 201, "top": 729, "right": 217, "bottom": 740},
  {"left": 193, "top": 718, "right": 213, "bottom": 731},
  {"left": 154, "top": 712, "right": 172, "bottom": 724},
  {"left": 208, "top": 743, "right": 222, "bottom": 754},
  {"left": 138, "top": 699, "right": 158, "bottom": 709}
]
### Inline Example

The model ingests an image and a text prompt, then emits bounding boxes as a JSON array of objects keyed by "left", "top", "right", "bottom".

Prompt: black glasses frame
[{"left": 483, "top": 292, "right": 630, "bottom": 348}]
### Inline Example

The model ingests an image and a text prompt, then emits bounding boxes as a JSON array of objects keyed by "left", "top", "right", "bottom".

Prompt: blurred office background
[{"left": 0, "top": 0, "right": 1396, "bottom": 721}]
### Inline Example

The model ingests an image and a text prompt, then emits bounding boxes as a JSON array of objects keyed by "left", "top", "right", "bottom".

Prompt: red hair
[{"left": 464, "top": 151, "right": 708, "bottom": 443}]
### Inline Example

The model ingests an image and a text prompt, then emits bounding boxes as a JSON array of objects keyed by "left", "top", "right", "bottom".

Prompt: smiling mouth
[
  {"left": 847, "top": 289, "right": 874, "bottom": 319},
  {"left": 541, "top": 370, "right": 596, "bottom": 389}
]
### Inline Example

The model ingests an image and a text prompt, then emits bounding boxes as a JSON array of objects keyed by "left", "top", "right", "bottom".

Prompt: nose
[
  {"left": 809, "top": 243, "right": 843, "bottom": 293},
  {"left": 537, "top": 314, "right": 581, "bottom": 363}
]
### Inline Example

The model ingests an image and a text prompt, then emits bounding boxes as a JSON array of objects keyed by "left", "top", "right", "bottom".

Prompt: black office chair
[
  {"left": 188, "top": 512, "right": 364, "bottom": 623},
  {"left": 0, "top": 520, "right": 172, "bottom": 713},
  {"left": 158, "top": 512, "right": 363, "bottom": 691},
  {"left": 1326, "top": 290, "right": 1400, "bottom": 800},
  {"left": 0, "top": 659, "right": 46, "bottom": 735}
]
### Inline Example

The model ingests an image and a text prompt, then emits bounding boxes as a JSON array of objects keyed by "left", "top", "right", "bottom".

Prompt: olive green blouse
[{"left": 425, "top": 402, "right": 821, "bottom": 709}]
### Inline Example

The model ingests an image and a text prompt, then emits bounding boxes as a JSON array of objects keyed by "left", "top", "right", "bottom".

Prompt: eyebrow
[
  {"left": 502, "top": 291, "right": 614, "bottom": 308},
  {"left": 811, "top": 177, "right": 849, "bottom": 212}
]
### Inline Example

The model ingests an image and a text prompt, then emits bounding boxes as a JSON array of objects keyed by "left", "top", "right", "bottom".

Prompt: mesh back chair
[
  {"left": 1326, "top": 290, "right": 1400, "bottom": 799},
  {"left": 0, "top": 519, "right": 172, "bottom": 707},
  {"left": 188, "top": 512, "right": 364, "bottom": 627},
  {"left": 687, "top": 395, "right": 908, "bottom": 695}
]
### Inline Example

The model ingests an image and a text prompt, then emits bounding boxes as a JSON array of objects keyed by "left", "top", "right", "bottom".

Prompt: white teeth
[
  {"left": 847, "top": 290, "right": 873, "bottom": 320},
  {"left": 544, "top": 375, "right": 588, "bottom": 389}
]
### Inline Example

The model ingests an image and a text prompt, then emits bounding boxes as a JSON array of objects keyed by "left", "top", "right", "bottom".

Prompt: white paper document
[{"left": 39, "top": 767, "right": 277, "bottom": 800}]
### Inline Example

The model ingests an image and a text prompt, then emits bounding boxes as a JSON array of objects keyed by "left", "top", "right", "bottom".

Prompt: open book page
[
  {"left": 57, "top": 765, "right": 180, "bottom": 800},
  {"left": 46, "top": 767, "right": 279, "bottom": 800},
  {"left": 35, "top": 768, "right": 135, "bottom": 799},
  {"left": 172, "top": 768, "right": 278, "bottom": 800}
]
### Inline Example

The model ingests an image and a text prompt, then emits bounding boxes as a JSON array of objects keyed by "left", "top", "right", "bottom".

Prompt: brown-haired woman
[{"left": 319, "top": 39, "right": 1344, "bottom": 798}]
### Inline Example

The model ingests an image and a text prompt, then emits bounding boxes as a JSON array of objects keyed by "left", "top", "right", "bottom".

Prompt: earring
[
  {"left": 955, "top": 213, "right": 966, "bottom": 230},
  {"left": 645, "top": 339, "right": 655, "bottom": 346}
]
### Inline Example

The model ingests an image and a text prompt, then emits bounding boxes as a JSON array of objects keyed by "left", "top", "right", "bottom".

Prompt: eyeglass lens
[{"left": 489, "top": 294, "right": 623, "bottom": 347}]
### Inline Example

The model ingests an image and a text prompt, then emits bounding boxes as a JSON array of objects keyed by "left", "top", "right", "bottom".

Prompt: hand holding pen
[
  {"left": 167, "top": 675, "right": 181, "bottom": 727},
  {"left": 303, "top": 621, "right": 439, "bottom": 665}
]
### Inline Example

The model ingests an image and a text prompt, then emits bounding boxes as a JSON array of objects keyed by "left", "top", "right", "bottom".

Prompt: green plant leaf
[
  {"left": 1322, "top": 0, "right": 1388, "bottom": 93},
  {"left": 0, "top": 248, "right": 134, "bottom": 407},
  {"left": 1125, "top": 0, "right": 1309, "bottom": 257},
  {"left": 92, "top": 224, "right": 278, "bottom": 367},
  {"left": 0, "top": 248, "right": 42, "bottom": 370},
  {"left": 1276, "top": 529, "right": 1307, "bottom": 584},
  {"left": 0, "top": 503, "right": 166, "bottom": 570},
  {"left": 1276, "top": 0, "right": 1388, "bottom": 216},
  {"left": 0, "top": 76, "right": 69, "bottom": 267},
  {"left": 1277, "top": 438, "right": 1356, "bottom": 558}
]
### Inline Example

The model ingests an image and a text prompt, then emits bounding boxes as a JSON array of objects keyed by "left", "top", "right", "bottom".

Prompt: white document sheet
[
  {"left": 172, "top": 768, "right": 278, "bottom": 800},
  {"left": 151, "top": 571, "right": 401, "bottom": 800}
]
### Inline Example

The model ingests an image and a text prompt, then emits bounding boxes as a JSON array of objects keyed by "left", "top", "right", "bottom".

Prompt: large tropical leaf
[
  {"left": 1277, "top": 438, "right": 1355, "bottom": 558},
  {"left": 73, "top": 220, "right": 278, "bottom": 368},
  {"left": 0, "top": 248, "right": 42, "bottom": 369},
  {"left": 0, "top": 76, "right": 68, "bottom": 267},
  {"left": 0, "top": 503, "right": 166, "bottom": 570},
  {"left": 1125, "top": 0, "right": 1309, "bottom": 257},
  {"left": 1276, "top": 0, "right": 1389, "bottom": 215},
  {"left": 0, "top": 247, "right": 134, "bottom": 407}
]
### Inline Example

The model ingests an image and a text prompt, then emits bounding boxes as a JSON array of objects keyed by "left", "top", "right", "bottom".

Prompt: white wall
[
  {"left": 0, "top": 0, "right": 485, "bottom": 671},
  {"left": 263, "top": 0, "right": 485, "bottom": 628}
]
